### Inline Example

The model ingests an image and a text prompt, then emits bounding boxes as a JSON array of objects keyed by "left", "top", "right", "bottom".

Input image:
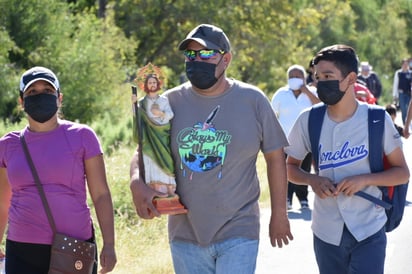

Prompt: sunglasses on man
[{"left": 183, "top": 49, "right": 225, "bottom": 61}]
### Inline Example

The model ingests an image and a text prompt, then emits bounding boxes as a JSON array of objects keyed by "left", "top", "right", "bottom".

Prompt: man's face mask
[
  {"left": 288, "top": 78, "right": 304, "bottom": 90},
  {"left": 185, "top": 61, "right": 219, "bottom": 90},
  {"left": 316, "top": 80, "right": 345, "bottom": 105},
  {"left": 24, "top": 93, "right": 58, "bottom": 123}
]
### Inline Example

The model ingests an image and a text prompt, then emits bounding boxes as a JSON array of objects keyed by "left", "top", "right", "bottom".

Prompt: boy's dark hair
[
  {"left": 385, "top": 104, "right": 397, "bottom": 116},
  {"left": 313, "top": 44, "right": 359, "bottom": 78}
]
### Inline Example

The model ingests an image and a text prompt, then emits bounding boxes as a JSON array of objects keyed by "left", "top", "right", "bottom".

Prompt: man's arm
[{"left": 265, "top": 148, "right": 293, "bottom": 248}]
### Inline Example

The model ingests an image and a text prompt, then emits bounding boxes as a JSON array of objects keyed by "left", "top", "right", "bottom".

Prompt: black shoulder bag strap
[{"left": 19, "top": 131, "right": 57, "bottom": 234}]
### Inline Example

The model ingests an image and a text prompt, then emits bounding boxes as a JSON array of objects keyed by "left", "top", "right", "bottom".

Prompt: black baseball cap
[{"left": 178, "top": 24, "right": 231, "bottom": 52}]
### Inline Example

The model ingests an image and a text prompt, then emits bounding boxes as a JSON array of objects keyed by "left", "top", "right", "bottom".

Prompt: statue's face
[{"left": 147, "top": 77, "right": 158, "bottom": 92}]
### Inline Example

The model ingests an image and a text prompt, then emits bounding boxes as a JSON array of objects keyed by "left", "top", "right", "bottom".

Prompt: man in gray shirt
[{"left": 130, "top": 24, "right": 293, "bottom": 274}]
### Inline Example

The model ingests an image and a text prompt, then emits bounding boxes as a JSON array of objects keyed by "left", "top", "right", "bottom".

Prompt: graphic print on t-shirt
[
  {"left": 318, "top": 141, "right": 368, "bottom": 170},
  {"left": 176, "top": 105, "right": 232, "bottom": 179}
]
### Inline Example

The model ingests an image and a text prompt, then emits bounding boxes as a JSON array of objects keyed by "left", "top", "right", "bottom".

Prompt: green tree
[
  {"left": 111, "top": 0, "right": 411, "bottom": 100},
  {"left": 351, "top": 0, "right": 409, "bottom": 101},
  {"left": 113, "top": 0, "right": 324, "bottom": 93},
  {"left": 45, "top": 9, "right": 134, "bottom": 122},
  {"left": 1, "top": 0, "right": 412, "bottom": 127},
  {"left": 1, "top": 0, "right": 134, "bottom": 123},
  {"left": 0, "top": 27, "right": 20, "bottom": 122}
]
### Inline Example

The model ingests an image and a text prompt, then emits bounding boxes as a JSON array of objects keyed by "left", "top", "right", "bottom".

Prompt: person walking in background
[
  {"left": 392, "top": 58, "right": 412, "bottom": 124},
  {"left": 286, "top": 45, "right": 409, "bottom": 274},
  {"left": 130, "top": 24, "right": 293, "bottom": 274},
  {"left": 271, "top": 64, "right": 320, "bottom": 210},
  {"left": 354, "top": 80, "right": 376, "bottom": 104},
  {"left": 385, "top": 103, "right": 404, "bottom": 137},
  {"left": 0, "top": 66, "right": 117, "bottom": 274},
  {"left": 306, "top": 58, "right": 317, "bottom": 87},
  {"left": 357, "top": 61, "right": 382, "bottom": 104},
  {"left": 402, "top": 91, "right": 412, "bottom": 139}
]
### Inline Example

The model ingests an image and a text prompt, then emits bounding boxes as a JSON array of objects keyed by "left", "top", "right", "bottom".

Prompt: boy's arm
[
  {"left": 286, "top": 155, "right": 336, "bottom": 198},
  {"left": 335, "top": 147, "right": 409, "bottom": 195}
]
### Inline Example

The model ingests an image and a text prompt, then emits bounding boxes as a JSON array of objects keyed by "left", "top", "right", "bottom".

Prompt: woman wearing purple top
[{"left": 0, "top": 66, "right": 117, "bottom": 274}]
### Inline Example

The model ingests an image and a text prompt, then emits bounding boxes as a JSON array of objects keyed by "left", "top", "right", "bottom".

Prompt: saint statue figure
[{"left": 132, "top": 63, "right": 187, "bottom": 214}]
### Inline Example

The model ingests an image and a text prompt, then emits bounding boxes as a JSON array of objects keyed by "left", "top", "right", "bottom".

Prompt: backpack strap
[
  {"left": 356, "top": 106, "right": 391, "bottom": 209},
  {"left": 368, "top": 106, "right": 385, "bottom": 173},
  {"left": 308, "top": 103, "right": 327, "bottom": 174}
]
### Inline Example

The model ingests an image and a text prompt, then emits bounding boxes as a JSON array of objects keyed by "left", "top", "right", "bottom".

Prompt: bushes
[{"left": 91, "top": 114, "right": 134, "bottom": 156}]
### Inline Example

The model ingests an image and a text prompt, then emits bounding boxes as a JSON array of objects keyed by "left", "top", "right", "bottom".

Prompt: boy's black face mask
[{"left": 316, "top": 80, "right": 345, "bottom": 105}]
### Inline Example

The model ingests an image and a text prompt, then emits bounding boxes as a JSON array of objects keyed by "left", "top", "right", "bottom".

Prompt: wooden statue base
[{"left": 153, "top": 195, "right": 188, "bottom": 215}]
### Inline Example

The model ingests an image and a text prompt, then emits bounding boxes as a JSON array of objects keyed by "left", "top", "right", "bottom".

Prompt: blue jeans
[
  {"left": 399, "top": 92, "right": 411, "bottom": 124},
  {"left": 313, "top": 225, "right": 386, "bottom": 274},
  {"left": 170, "top": 238, "right": 259, "bottom": 274}
]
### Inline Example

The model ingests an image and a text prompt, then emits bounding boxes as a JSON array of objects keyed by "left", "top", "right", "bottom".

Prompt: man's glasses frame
[{"left": 183, "top": 49, "right": 225, "bottom": 61}]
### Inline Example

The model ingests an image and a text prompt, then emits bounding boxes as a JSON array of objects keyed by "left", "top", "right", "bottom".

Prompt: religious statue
[{"left": 132, "top": 63, "right": 187, "bottom": 214}]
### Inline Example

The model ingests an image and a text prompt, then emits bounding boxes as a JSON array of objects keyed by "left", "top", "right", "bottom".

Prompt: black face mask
[
  {"left": 24, "top": 93, "right": 58, "bottom": 123},
  {"left": 317, "top": 80, "right": 345, "bottom": 105},
  {"left": 185, "top": 61, "right": 219, "bottom": 89}
]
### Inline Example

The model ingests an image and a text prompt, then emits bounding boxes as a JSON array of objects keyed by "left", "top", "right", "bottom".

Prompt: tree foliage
[
  {"left": 0, "top": 0, "right": 411, "bottom": 125},
  {"left": 0, "top": 0, "right": 134, "bottom": 123},
  {"left": 112, "top": 0, "right": 411, "bottom": 99}
]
